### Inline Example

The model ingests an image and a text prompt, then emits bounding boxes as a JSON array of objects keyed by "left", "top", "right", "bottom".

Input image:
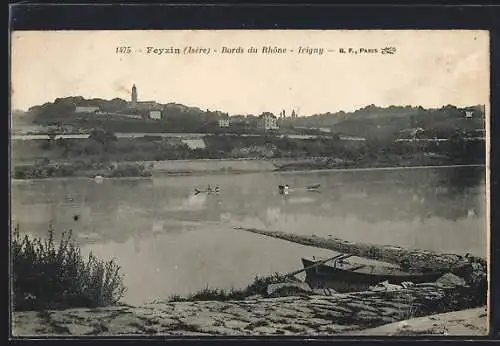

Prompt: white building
[
  {"left": 218, "top": 118, "right": 231, "bottom": 128},
  {"left": 75, "top": 106, "right": 100, "bottom": 113},
  {"left": 257, "top": 112, "right": 279, "bottom": 130},
  {"left": 149, "top": 110, "right": 162, "bottom": 120},
  {"left": 465, "top": 111, "right": 474, "bottom": 118}
]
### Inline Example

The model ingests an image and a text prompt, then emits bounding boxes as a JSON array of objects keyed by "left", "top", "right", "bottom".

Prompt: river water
[{"left": 11, "top": 165, "right": 487, "bottom": 305}]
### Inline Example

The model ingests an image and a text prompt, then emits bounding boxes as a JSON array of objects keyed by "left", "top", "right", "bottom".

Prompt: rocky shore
[{"left": 13, "top": 280, "right": 487, "bottom": 337}]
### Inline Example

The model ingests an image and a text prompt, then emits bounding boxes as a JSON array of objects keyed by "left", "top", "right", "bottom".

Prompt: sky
[{"left": 10, "top": 30, "right": 490, "bottom": 116}]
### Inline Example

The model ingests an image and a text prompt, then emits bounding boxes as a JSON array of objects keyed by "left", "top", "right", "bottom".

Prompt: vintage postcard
[{"left": 10, "top": 30, "right": 489, "bottom": 337}]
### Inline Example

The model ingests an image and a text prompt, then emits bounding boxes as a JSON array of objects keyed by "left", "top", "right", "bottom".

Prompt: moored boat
[{"left": 301, "top": 257, "right": 444, "bottom": 292}]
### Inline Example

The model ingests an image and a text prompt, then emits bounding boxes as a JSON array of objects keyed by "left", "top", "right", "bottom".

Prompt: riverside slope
[{"left": 13, "top": 282, "right": 486, "bottom": 337}]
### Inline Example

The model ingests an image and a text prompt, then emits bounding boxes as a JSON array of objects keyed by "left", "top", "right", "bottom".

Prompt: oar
[{"left": 285, "top": 253, "right": 353, "bottom": 278}]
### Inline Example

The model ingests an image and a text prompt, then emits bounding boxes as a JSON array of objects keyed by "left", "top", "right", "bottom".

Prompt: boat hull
[{"left": 301, "top": 258, "right": 443, "bottom": 292}]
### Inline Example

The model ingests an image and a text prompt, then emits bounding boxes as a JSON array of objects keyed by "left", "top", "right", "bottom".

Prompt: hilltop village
[
  {"left": 20, "top": 83, "right": 289, "bottom": 133},
  {"left": 14, "top": 84, "right": 485, "bottom": 139}
]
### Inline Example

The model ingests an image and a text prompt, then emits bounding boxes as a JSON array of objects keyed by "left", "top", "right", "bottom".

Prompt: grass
[
  {"left": 169, "top": 272, "right": 290, "bottom": 302},
  {"left": 11, "top": 224, "right": 127, "bottom": 311}
]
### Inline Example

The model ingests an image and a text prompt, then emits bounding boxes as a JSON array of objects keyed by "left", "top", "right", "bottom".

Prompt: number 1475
[{"left": 116, "top": 46, "right": 132, "bottom": 54}]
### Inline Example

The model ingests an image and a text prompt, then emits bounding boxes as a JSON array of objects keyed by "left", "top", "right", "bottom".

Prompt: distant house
[
  {"left": 465, "top": 111, "right": 474, "bottom": 118},
  {"left": 257, "top": 112, "right": 279, "bottom": 130},
  {"left": 218, "top": 115, "right": 231, "bottom": 128},
  {"left": 149, "top": 110, "right": 162, "bottom": 120},
  {"left": 75, "top": 106, "right": 100, "bottom": 114}
]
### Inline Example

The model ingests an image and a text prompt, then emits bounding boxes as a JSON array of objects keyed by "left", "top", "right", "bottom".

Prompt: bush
[
  {"left": 12, "top": 165, "right": 78, "bottom": 179},
  {"left": 11, "top": 224, "right": 126, "bottom": 311}
]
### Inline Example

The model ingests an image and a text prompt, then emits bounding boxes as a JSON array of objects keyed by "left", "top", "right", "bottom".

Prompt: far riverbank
[{"left": 11, "top": 156, "right": 486, "bottom": 180}]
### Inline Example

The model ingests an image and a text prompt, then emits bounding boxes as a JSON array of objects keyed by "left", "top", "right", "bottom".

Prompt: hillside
[
  {"left": 299, "top": 105, "right": 486, "bottom": 139},
  {"left": 18, "top": 97, "right": 486, "bottom": 140},
  {"left": 23, "top": 97, "right": 235, "bottom": 135}
]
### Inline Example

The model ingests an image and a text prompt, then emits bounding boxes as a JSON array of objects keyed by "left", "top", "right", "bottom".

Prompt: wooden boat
[{"left": 301, "top": 256, "right": 444, "bottom": 292}]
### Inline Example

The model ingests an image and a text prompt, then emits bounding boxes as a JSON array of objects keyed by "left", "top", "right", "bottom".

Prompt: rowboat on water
[
  {"left": 194, "top": 185, "right": 220, "bottom": 194},
  {"left": 300, "top": 255, "right": 444, "bottom": 292},
  {"left": 278, "top": 184, "right": 320, "bottom": 194}
]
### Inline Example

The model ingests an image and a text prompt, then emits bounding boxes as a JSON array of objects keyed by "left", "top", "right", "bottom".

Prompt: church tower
[{"left": 131, "top": 84, "right": 138, "bottom": 107}]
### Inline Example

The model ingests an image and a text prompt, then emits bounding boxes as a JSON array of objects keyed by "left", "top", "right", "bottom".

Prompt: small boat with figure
[
  {"left": 278, "top": 184, "right": 290, "bottom": 195},
  {"left": 298, "top": 254, "right": 444, "bottom": 292},
  {"left": 194, "top": 185, "right": 220, "bottom": 195},
  {"left": 279, "top": 183, "right": 320, "bottom": 194}
]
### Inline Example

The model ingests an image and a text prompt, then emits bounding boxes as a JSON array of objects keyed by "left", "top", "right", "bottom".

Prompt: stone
[
  {"left": 436, "top": 273, "right": 467, "bottom": 287},
  {"left": 266, "top": 282, "right": 313, "bottom": 297}
]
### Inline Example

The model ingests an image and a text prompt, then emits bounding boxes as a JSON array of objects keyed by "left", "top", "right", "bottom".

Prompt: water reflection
[
  {"left": 11, "top": 167, "right": 486, "bottom": 237},
  {"left": 10, "top": 166, "right": 486, "bottom": 304}
]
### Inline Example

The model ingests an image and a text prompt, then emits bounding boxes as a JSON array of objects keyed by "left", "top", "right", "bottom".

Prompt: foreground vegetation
[
  {"left": 11, "top": 225, "right": 126, "bottom": 311},
  {"left": 168, "top": 273, "right": 290, "bottom": 302}
]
